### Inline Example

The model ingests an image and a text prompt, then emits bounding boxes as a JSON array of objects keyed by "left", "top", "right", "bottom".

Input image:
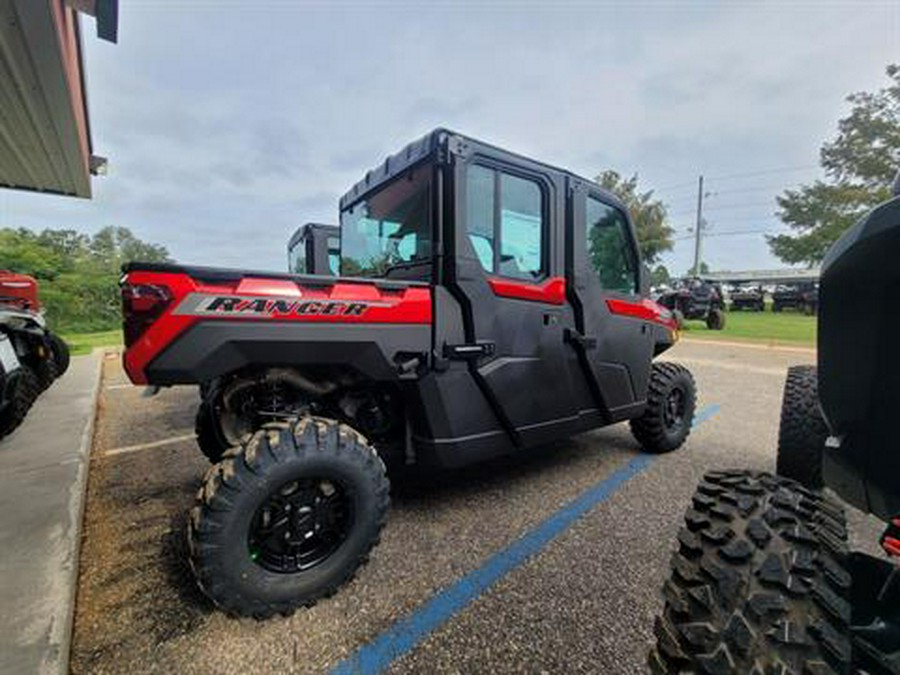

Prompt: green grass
[
  {"left": 60, "top": 330, "right": 123, "bottom": 356},
  {"left": 679, "top": 310, "right": 817, "bottom": 346}
]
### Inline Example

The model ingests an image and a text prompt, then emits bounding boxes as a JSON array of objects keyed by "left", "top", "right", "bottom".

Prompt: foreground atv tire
[
  {"left": 0, "top": 366, "right": 39, "bottom": 439},
  {"left": 776, "top": 365, "right": 827, "bottom": 489},
  {"left": 188, "top": 416, "right": 390, "bottom": 618},
  {"left": 48, "top": 333, "right": 70, "bottom": 377},
  {"left": 194, "top": 394, "right": 231, "bottom": 463},
  {"left": 631, "top": 362, "right": 696, "bottom": 453},
  {"left": 706, "top": 308, "right": 726, "bottom": 331},
  {"left": 650, "top": 470, "right": 852, "bottom": 674}
]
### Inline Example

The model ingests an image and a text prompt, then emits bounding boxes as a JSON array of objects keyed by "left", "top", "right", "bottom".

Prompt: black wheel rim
[
  {"left": 249, "top": 477, "right": 353, "bottom": 574},
  {"left": 663, "top": 386, "right": 686, "bottom": 431}
]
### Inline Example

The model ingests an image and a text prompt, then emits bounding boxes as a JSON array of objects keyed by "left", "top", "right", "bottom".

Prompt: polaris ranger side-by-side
[
  {"left": 650, "top": 183, "right": 900, "bottom": 674},
  {"left": 121, "top": 130, "right": 697, "bottom": 617}
]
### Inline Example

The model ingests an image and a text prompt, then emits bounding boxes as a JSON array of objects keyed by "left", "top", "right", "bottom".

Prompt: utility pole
[{"left": 692, "top": 175, "right": 704, "bottom": 276}]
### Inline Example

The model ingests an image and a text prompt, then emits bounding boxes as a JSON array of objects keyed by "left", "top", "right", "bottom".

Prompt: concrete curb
[
  {"left": 0, "top": 349, "right": 103, "bottom": 675},
  {"left": 681, "top": 336, "right": 816, "bottom": 354},
  {"left": 58, "top": 348, "right": 103, "bottom": 675}
]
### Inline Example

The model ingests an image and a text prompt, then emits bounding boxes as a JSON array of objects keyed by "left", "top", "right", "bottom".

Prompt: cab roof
[{"left": 338, "top": 128, "right": 624, "bottom": 212}]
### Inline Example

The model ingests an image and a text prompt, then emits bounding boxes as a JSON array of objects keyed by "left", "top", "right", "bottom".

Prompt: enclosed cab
[{"left": 287, "top": 223, "right": 340, "bottom": 275}]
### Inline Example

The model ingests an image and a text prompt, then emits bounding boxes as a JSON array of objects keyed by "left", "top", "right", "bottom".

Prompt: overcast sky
[{"left": 1, "top": 0, "right": 898, "bottom": 274}]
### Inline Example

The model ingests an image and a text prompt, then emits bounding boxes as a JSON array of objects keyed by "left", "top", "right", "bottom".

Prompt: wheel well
[{"left": 212, "top": 365, "right": 408, "bottom": 461}]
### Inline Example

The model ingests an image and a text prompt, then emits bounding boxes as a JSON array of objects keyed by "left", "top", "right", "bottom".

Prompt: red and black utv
[
  {"left": 121, "top": 129, "right": 696, "bottom": 617},
  {"left": 650, "top": 181, "right": 900, "bottom": 674},
  {"left": 0, "top": 271, "right": 70, "bottom": 438}
]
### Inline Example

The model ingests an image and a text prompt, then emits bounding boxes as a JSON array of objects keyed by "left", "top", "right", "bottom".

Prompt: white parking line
[
  {"left": 103, "top": 433, "right": 196, "bottom": 458},
  {"left": 105, "top": 383, "right": 134, "bottom": 390}
]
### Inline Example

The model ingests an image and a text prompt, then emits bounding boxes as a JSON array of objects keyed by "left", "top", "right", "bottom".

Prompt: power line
[
  {"left": 706, "top": 164, "right": 820, "bottom": 181},
  {"left": 669, "top": 200, "right": 777, "bottom": 217}
]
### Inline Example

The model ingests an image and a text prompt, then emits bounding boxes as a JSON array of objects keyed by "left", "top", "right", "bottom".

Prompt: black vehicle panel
[
  {"left": 567, "top": 179, "right": 654, "bottom": 416},
  {"left": 146, "top": 321, "right": 431, "bottom": 385},
  {"left": 818, "top": 196, "right": 900, "bottom": 520},
  {"left": 446, "top": 146, "right": 591, "bottom": 452}
]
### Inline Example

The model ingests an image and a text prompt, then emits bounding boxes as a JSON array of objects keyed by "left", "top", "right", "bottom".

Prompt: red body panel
[
  {"left": 606, "top": 297, "right": 677, "bottom": 330},
  {"left": 0, "top": 271, "right": 40, "bottom": 311},
  {"left": 122, "top": 270, "right": 432, "bottom": 384},
  {"left": 487, "top": 276, "right": 566, "bottom": 305}
]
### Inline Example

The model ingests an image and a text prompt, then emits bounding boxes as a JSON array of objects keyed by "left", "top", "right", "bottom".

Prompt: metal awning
[{"left": 0, "top": 0, "right": 117, "bottom": 199}]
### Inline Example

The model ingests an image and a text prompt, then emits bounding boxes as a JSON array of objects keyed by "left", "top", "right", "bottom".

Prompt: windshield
[{"left": 340, "top": 164, "right": 432, "bottom": 278}]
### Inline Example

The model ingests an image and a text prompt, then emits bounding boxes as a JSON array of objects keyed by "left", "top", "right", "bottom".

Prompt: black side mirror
[{"left": 639, "top": 264, "right": 651, "bottom": 296}]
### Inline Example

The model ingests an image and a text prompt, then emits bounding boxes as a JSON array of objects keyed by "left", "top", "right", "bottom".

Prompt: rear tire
[
  {"left": 188, "top": 416, "right": 390, "bottom": 618},
  {"left": 776, "top": 365, "right": 827, "bottom": 489},
  {"left": 649, "top": 470, "right": 852, "bottom": 674},
  {"left": 48, "top": 333, "right": 70, "bottom": 377},
  {"left": 706, "top": 308, "right": 726, "bottom": 331},
  {"left": 0, "top": 366, "right": 39, "bottom": 439},
  {"left": 631, "top": 362, "right": 696, "bottom": 453}
]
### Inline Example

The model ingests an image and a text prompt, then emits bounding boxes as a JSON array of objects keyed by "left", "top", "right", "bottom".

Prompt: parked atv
[
  {"left": 0, "top": 271, "right": 70, "bottom": 438},
  {"left": 729, "top": 283, "right": 766, "bottom": 311},
  {"left": 656, "top": 278, "right": 726, "bottom": 330},
  {"left": 772, "top": 281, "right": 818, "bottom": 314},
  {"left": 649, "top": 183, "right": 900, "bottom": 673},
  {"left": 121, "top": 129, "right": 696, "bottom": 617}
]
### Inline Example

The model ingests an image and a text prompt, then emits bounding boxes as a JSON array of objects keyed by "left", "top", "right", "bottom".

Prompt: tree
[
  {"left": 595, "top": 170, "right": 675, "bottom": 264},
  {"left": 687, "top": 261, "right": 710, "bottom": 277},
  {"left": 650, "top": 264, "right": 671, "bottom": 286},
  {"left": 768, "top": 64, "right": 899, "bottom": 266},
  {"left": 0, "top": 226, "right": 171, "bottom": 332}
]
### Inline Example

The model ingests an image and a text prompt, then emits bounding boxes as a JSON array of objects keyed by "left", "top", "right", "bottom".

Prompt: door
[
  {"left": 567, "top": 181, "right": 655, "bottom": 420},
  {"left": 450, "top": 157, "right": 582, "bottom": 446}
]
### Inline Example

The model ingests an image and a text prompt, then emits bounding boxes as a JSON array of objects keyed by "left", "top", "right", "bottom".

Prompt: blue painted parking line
[{"left": 331, "top": 404, "right": 721, "bottom": 675}]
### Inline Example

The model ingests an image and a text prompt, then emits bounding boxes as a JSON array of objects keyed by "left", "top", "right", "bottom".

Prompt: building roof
[{"left": 0, "top": 0, "right": 117, "bottom": 199}]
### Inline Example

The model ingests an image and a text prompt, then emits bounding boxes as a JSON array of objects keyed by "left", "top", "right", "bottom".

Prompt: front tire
[
  {"left": 776, "top": 365, "right": 827, "bottom": 489},
  {"left": 188, "top": 416, "right": 390, "bottom": 618},
  {"left": 631, "top": 362, "right": 696, "bottom": 453},
  {"left": 650, "top": 470, "right": 852, "bottom": 674},
  {"left": 0, "top": 366, "right": 39, "bottom": 439},
  {"left": 706, "top": 308, "right": 726, "bottom": 331}
]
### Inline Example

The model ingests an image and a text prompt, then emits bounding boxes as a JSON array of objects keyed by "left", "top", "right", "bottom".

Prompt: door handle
[{"left": 564, "top": 328, "right": 597, "bottom": 350}]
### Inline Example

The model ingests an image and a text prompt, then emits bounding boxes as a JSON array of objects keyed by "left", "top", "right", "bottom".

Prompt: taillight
[{"left": 121, "top": 283, "right": 172, "bottom": 347}]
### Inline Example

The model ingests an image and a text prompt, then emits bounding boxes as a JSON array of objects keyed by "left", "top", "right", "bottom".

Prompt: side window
[
  {"left": 327, "top": 236, "right": 340, "bottom": 275},
  {"left": 466, "top": 165, "right": 495, "bottom": 271},
  {"left": 585, "top": 196, "right": 637, "bottom": 294},
  {"left": 465, "top": 165, "right": 545, "bottom": 281},
  {"left": 288, "top": 240, "right": 307, "bottom": 274}
]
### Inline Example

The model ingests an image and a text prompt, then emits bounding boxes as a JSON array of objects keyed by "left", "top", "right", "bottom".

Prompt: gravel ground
[{"left": 69, "top": 341, "right": 883, "bottom": 674}]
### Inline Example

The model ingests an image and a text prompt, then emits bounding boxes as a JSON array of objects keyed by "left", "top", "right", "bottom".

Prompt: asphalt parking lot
[{"left": 69, "top": 339, "right": 881, "bottom": 674}]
